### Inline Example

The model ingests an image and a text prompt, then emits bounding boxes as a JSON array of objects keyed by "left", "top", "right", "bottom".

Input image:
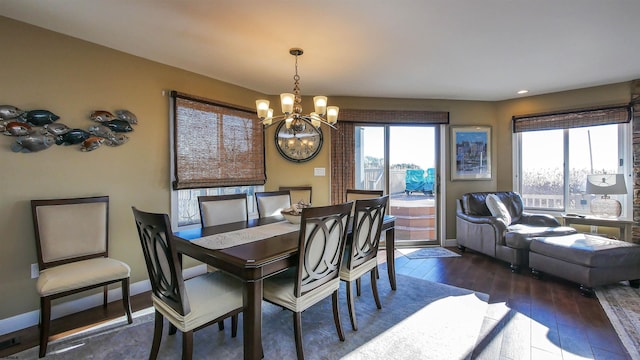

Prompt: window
[
  {"left": 514, "top": 105, "right": 632, "bottom": 216},
  {"left": 175, "top": 186, "right": 262, "bottom": 227},
  {"left": 169, "top": 92, "right": 265, "bottom": 228}
]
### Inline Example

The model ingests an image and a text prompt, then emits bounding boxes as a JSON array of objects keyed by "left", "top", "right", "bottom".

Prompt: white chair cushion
[
  {"left": 152, "top": 271, "right": 243, "bottom": 332},
  {"left": 486, "top": 193, "right": 512, "bottom": 225},
  {"left": 36, "top": 257, "right": 130, "bottom": 297},
  {"left": 263, "top": 268, "right": 340, "bottom": 313},
  {"left": 201, "top": 199, "right": 247, "bottom": 227},
  {"left": 258, "top": 195, "right": 291, "bottom": 217},
  {"left": 339, "top": 257, "right": 378, "bottom": 282},
  {"left": 36, "top": 201, "right": 108, "bottom": 263}
]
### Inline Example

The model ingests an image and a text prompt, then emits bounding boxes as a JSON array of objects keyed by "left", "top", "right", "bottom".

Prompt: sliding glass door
[{"left": 355, "top": 125, "right": 439, "bottom": 246}]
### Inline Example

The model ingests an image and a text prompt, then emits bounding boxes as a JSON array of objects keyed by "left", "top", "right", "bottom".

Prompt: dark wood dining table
[{"left": 173, "top": 214, "right": 396, "bottom": 360}]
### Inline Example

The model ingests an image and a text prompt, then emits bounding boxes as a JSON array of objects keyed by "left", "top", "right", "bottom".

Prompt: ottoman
[{"left": 529, "top": 233, "right": 640, "bottom": 296}]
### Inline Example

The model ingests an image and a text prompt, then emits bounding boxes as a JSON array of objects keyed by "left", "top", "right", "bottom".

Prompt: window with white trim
[
  {"left": 169, "top": 91, "right": 265, "bottom": 228},
  {"left": 513, "top": 105, "right": 632, "bottom": 217}
]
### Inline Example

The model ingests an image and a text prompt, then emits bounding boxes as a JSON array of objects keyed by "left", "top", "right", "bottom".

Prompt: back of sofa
[{"left": 461, "top": 192, "right": 525, "bottom": 223}]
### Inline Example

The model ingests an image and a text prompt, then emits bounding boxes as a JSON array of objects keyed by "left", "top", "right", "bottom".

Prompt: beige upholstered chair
[
  {"left": 132, "top": 207, "right": 244, "bottom": 360},
  {"left": 197, "top": 193, "right": 249, "bottom": 329},
  {"left": 279, "top": 186, "right": 312, "bottom": 205},
  {"left": 198, "top": 193, "right": 248, "bottom": 227},
  {"left": 263, "top": 202, "right": 353, "bottom": 360},
  {"left": 31, "top": 196, "right": 132, "bottom": 358},
  {"left": 340, "top": 195, "right": 388, "bottom": 331},
  {"left": 255, "top": 190, "right": 291, "bottom": 218}
]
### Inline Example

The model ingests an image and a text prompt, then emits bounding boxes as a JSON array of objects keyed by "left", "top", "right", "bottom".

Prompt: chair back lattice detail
[
  {"left": 345, "top": 196, "right": 388, "bottom": 271},
  {"left": 296, "top": 202, "right": 353, "bottom": 297},
  {"left": 132, "top": 207, "right": 189, "bottom": 316}
]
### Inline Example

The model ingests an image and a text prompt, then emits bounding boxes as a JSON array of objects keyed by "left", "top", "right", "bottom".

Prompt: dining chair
[
  {"left": 31, "top": 196, "right": 132, "bottom": 358},
  {"left": 340, "top": 195, "right": 388, "bottom": 331},
  {"left": 255, "top": 190, "right": 291, "bottom": 218},
  {"left": 197, "top": 193, "right": 248, "bottom": 329},
  {"left": 279, "top": 186, "right": 312, "bottom": 205},
  {"left": 345, "top": 189, "right": 384, "bottom": 202},
  {"left": 132, "top": 207, "right": 244, "bottom": 360},
  {"left": 198, "top": 193, "right": 248, "bottom": 227},
  {"left": 262, "top": 202, "right": 353, "bottom": 360}
]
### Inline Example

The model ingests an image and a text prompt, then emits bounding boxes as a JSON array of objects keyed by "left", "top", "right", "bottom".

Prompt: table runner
[{"left": 191, "top": 221, "right": 299, "bottom": 250}]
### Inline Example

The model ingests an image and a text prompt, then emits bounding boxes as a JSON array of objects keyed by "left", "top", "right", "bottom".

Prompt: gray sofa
[{"left": 456, "top": 191, "right": 577, "bottom": 272}]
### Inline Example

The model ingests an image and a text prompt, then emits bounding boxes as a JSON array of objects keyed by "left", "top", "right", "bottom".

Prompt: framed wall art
[{"left": 451, "top": 126, "right": 492, "bottom": 180}]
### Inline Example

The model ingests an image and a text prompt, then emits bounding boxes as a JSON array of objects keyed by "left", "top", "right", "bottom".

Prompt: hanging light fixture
[{"left": 256, "top": 48, "right": 339, "bottom": 131}]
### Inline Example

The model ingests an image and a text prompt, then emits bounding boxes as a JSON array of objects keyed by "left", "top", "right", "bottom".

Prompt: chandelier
[{"left": 255, "top": 48, "right": 339, "bottom": 131}]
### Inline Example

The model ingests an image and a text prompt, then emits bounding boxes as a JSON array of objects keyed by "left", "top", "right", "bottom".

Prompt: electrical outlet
[{"left": 31, "top": 263, "right": 39, "bottom": 279}]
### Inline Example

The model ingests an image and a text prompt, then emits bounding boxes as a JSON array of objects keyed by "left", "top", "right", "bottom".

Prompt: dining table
[{"left": 173, "top": 214, "right": 396, "bottom": 360}]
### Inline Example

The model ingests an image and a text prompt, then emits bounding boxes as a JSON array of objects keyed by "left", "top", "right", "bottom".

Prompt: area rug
[
  {"left": 400, "top": 247, "right": 461, "bottom": 259},
  {"left": 595, "top": 282, "right": 640, "bottom": 360},
  {"left": 14, "top": 272, "right": 488, "bottom": 360}
]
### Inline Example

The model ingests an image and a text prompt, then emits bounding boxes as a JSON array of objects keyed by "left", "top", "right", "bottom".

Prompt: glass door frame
[{"left": 355, "top": 123, "right": 446, "bottom": 247}]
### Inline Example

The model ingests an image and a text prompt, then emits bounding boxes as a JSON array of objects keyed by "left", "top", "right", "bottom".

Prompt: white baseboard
[
  {"left": 0, "top": 264, "right": 207, "bottom": 336},
  {"left": 443, "top": 238, "right": 459, "bottom": 248}
]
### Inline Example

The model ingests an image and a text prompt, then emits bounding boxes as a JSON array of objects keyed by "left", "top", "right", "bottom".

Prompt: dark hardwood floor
[{"left": 0, "top": 247, "right": 630, "bottom": 359}]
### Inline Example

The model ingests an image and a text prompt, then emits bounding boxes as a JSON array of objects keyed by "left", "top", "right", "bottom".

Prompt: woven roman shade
[
  {"left": 171, "top": 91, "right": 265, "bottom": 190},
  {"left": 338, "top": 109, "right": 449, "bottom": 124},
  {"left": 512, "top": 104, "right": 632, "bottom": 133}
]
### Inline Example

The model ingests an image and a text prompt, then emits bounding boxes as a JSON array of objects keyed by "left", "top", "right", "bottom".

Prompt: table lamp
[{"left": 585, "top": 174, "right": 627, "bottom": 217}]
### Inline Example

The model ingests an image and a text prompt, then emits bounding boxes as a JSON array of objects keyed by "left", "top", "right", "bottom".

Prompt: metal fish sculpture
[
  {"left": 81, "top": 136, "right": 105, "bottom": 152},
  {"left": 88, "top": 124, "right": 128, "bottom": 146},
  {"left": 44, "top": 122, "right": 71, "bottom": 136},
  {"left": 20, "top": 110, "right": 60, "bottom": 126},
  {"left": 55, "top": 128, "right": 91, "bottom": 145},
  {"left": 90, "top": 110, "right": 116, "bottom": 122},
  {"left": 10, "top": 133, "right": 56, "bottom": 153},
  {"left": 2, "top": 121, "right": 33, "bottom": 136},
  {"left": 105, "top": 133, "right": 129, "bottom": 146},
  {"left": 88, "top": 124, "right": 115, "bottom": 138},
  {"left": 0, "top": 105, "right": 25, "bottom": 120},
  {"left": 102, "top": 119, "right": 133, "bottom": 132},
  {"left": 115, "top": 109, "right": 138, "bottom": 124}
]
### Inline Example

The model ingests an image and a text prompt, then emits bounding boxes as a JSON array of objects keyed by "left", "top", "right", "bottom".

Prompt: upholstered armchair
[{"left": 456, "top": 191, "right": 576, "bottom": 272}]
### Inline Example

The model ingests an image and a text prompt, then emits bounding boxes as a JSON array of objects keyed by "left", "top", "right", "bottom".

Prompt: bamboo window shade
[
  {"left": 171, "top": 91, "right": 265, "bottom": 190},
  {"left": 512, "top": 104, "right": 632, "bottom": 133}
]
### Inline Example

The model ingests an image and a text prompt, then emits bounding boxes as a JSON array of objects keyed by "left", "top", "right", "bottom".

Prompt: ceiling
[{"left": 1, "top": 0, "right": 639, "bottom": 101}]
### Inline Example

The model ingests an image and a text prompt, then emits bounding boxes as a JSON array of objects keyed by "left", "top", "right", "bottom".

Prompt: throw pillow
[{"left": 486, "top": 194, "right": 512, "bottom": 225}]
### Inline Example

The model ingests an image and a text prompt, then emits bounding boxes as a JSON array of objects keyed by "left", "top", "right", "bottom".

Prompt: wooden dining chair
[
  {"left": 31, "top": 196, "right": 132, "bottom": 358},
  {"left": 255, "top": 190, "right": 291, "bottom": 218},
  {"left": 198, "top": 193, "right": 248, "bottom": 227},
  {"left": 279, "top": 186, "right": 312, "bottom": 205},
  {"left": 197, "top": 193, "right": 248, "bottom": 328},
  {"left": 263, "top": 202, "right": 353, "bottom": 360},
  {"left": 345, "top": 189, "right": 384, "bottom": 202},
  {"left": 340, "top": 195, "right": 388, "bottom": 331},
  {"left": 132, "top": 207, "right": 244, "bottom": 360}
]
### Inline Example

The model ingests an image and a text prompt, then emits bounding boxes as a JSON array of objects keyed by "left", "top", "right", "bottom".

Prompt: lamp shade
[{"left": 585, "top": 174, "right": 627, "bottom": 195}]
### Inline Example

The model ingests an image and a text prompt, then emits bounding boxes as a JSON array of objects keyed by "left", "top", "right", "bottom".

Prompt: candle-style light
[{"left": 255, "top": 48, "right": 339, "bottom": 131}]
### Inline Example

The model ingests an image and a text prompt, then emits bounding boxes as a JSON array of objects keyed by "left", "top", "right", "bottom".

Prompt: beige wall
[
  {"left": 0, "top": 17, "right": 266, "bottom": 319},
  {"left": 0, "top": 16, "right": 634, "bottom": 325}
]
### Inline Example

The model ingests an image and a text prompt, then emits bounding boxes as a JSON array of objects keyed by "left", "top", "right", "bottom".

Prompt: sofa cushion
[
  {"left": 486, "top": 194, "right": 512, "bottom": 225},
  {"left": 504, "top": 224, "right": 577, "bottom": 249},
  {"left": 461, "top": 192, "right": 525, "bottom": 223},
  {"left": 530, "top": 233, "right": 640, "bottom": 268}
]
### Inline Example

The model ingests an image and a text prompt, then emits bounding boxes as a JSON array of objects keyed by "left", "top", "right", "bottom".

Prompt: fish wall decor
[{"left": 3, "top": 106, "right": 138, "bottom": 153}]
